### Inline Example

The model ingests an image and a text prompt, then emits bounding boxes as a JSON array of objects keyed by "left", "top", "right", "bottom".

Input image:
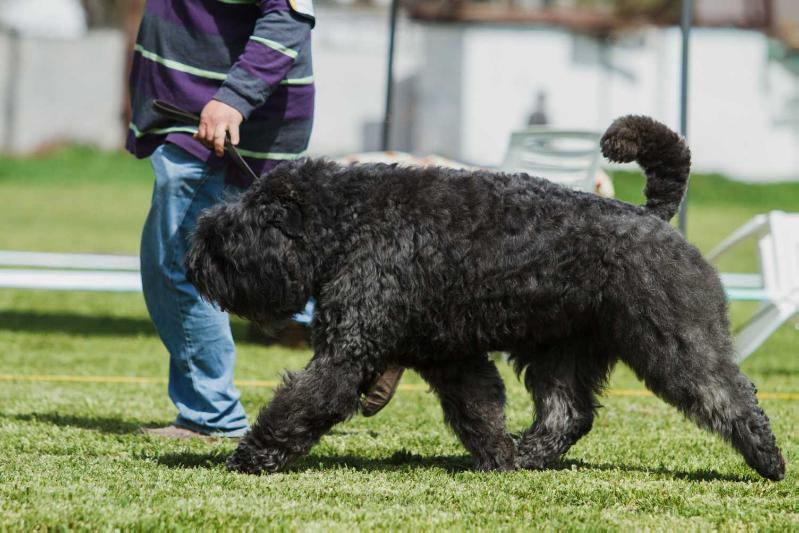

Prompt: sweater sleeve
[{"left": 214, "top": 0, "right": 313, "bottom": 119}]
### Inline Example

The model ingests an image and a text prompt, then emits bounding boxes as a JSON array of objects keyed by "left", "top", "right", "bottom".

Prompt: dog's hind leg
[
  {"left": 514, "top": 337, "right": 612, "bottom": 470},
  {"left": 618, "top": 330, "right": 785, "bottom": 481},
  {"left": 417, "top": 354, "right": 516, "bottom": 471},
  {"left": 226, "top": 355, "right": 365, "bottom": 475}
]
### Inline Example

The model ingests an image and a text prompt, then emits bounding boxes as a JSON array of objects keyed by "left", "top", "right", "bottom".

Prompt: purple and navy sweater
[{"left": 126, "top": 0, "right": 315, "bottom": 186}]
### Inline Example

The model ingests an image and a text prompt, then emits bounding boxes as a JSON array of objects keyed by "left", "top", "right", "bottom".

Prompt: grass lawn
[{"left": 0, "top": 148, "right": 797, "bottom": 530}]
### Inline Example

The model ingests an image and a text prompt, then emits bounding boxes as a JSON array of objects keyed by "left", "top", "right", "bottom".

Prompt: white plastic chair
[
  {"left": 707, "top": 211, "right": 799, "bottom": 362},
  {"left": 500, "top": 128, "right": 602, "bottom": 192},
  {"left": 0, "top": 251, "right": 141, "bottom": 292}
]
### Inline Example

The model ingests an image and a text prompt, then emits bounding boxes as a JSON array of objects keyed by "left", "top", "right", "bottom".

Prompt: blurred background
[
  {"left": 1, "top": 0, "right": 798, "bottom": 181},
  {"left": 0, "top": 4, "right": 797, "bottom": 527}
]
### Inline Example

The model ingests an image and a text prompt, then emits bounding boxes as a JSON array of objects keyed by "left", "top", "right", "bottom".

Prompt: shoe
[
  {"left": 140, "top": 424, "right": 212, "bottom": 440},
  {"left": 140, "top": 424, "right": 244, "bottom": 441},
  {"left": 360, "top": 366, "right": 405, "bottom": 417}
]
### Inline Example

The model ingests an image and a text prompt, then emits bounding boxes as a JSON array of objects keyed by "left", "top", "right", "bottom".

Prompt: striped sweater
[{"left": 126, "top": 0, "right": 315, "bottom": 186}]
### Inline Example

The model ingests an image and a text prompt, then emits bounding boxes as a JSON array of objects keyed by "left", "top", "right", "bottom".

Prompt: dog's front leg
[{"left": 226, "top": 355, "right": 364, "bottom": 475}]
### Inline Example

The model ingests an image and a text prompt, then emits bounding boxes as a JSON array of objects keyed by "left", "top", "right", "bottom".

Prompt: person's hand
[{"left": 193, "top": 100, "right": 243, "bottom": 157}]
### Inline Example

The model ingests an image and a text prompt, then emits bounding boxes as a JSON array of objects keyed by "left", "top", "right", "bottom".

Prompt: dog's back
[{"left": 306, "top": 117, "right": 693, "bottom": 352}]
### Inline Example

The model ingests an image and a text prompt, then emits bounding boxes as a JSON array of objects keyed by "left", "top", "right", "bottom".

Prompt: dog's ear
[
  {"left": 255, "top": 200, "right": 304, "bottom": 238},
  {"left": 256, "top": 174, "right": 305, "bottom": 237},
  {"left": 278, "top": 201, "right": 304, "bottom": 238}
]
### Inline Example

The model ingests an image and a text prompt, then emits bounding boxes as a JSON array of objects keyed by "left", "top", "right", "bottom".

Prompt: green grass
[{"left": 0, "top": 148, "right": 797, "bottom": 530}]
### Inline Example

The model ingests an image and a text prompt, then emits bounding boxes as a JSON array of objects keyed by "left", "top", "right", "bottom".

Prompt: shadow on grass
[
  {"left": 559, "top": 458, "right": 756, "bottom": 483},
  {"left": 154, "top": 449, "right": 234, "bottom": 469},
  {"left": 155, "top": 449, "right": 473, "bottom": 472},
  {"left": 0, "top": 310, "right": 259, "bottom": 342},
  {"left": 5, "top": 411, "right": 759, "bottom": 482},
  {"left": 5, "top": 411, "right": 158, "bottom": 435},
  {"left": 153, "top": 449, "right": 755, "bottom": 482},
  {"left": 328, "top": 428, "right": 380, "bottom": 438},
  {"left": 0, "top": 310, "right": 156, "bottom": 337}
]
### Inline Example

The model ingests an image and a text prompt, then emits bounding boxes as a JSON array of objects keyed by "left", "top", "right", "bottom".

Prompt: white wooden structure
[
  {"left": 0, "top": 251, "right": 141, "bottom": 292},
  {"left": 709, "top": 211, "right": 799, "bottom": 361}
]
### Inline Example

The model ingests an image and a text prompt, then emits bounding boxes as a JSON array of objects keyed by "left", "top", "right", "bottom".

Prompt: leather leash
[{"left": 152, "top": 99, "right": 260, "bottom": 183}]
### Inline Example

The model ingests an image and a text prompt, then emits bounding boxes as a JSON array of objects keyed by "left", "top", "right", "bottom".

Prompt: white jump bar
[
  {"left": 0, "top": 251, "right": 140, "bottom": 271},
  {"left": 0, "top": 269, "right": 142, "bottom": 292}
]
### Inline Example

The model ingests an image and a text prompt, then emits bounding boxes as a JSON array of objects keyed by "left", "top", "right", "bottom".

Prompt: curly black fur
[{"left": 186, "top": 115, "right": 785, "bottom": 481}]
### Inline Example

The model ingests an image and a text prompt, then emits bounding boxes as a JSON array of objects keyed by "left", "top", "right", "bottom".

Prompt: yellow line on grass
[{"left": 0, "top": 373, "right": 796, "bottom": 400}]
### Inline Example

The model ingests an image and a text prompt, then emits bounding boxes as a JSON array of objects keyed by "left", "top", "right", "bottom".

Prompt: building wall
[
  {"left": 0, "top": 29, "right": 126, "bottom": 153},
  {"left": 778, "top": 0, "right": 799, "bottom": 18},
  {"left": 308, "top": 6, "right": 422, "bottom": 155},
  {"left": 414, "top": 25, "right": 463, "bottom": 158},
  {"left": 417, "top": 24, "right": 799, "bottom": 182}
]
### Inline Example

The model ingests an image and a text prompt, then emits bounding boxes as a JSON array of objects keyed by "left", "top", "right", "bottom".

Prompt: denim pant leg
[{"left": 140, "top": 143, "right": 249, "bottom": 437}]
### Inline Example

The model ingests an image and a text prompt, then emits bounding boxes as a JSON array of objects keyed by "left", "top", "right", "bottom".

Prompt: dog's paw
[
  {"left": 473, "top": 436, "right": 517, "bottom": 472},
  {"left": 474, "top": 452, "right": 517, "bottom": 472},
  {"left": 474, "top": 458, "right": 516, "bottom": 472},
  {"left": 514, "top": 456, "right": 548, "bottom": 471},
  {"left": 741, "top": 433, "right": 786, "bottom": 482},
  {"left": 732, "top": 405, "right": 786, "bottom": 481},
  {"left": 757, "top": 450, "right": 786, "bottom": 482},
  {"left": 514, "top": 448, "right": 559, "bottom": 471},
  {"left": 225, "top": 442, "right": 288, "bottom": 475}
]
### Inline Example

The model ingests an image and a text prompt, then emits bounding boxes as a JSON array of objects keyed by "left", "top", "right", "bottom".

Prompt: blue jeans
[
  {"left": 140, "top": 143, "right": 248, "bottom": 437},
  {"left": 140, "top": 143, "right": 313, "bottom": 436}
]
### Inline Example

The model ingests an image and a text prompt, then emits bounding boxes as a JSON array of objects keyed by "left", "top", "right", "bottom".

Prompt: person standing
[{"left": 127, "top": 0, "right": 316, "bottom": 437}]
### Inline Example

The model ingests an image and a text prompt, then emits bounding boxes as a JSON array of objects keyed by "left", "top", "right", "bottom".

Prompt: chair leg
[{"left": 734, "top": 302, "right": 797, "bottom": 363}]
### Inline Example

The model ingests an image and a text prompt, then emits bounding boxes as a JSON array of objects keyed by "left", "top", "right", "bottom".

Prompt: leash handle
[
  {"left": 151, "top": 99, "right": 260, "bottom": 183},
  {"left": 152, "top": 100, "right": 201, "bottom": 124}
]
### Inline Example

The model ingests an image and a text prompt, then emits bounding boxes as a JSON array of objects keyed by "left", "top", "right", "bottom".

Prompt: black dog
[{"left": 186, "top": 116, "right": 785, "bottom": 481}]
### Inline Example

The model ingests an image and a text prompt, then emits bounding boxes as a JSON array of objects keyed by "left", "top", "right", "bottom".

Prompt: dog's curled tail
[{"left": 601, "top": 115, "right": 691, "bottom": 221}]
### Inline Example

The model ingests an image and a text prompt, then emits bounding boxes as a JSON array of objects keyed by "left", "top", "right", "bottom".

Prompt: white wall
[
  {"left": 419, "top": 24, "right": 799, "bottom": 182},
  {"left": 679, "top": 29, "right": 798, "bottom": 180},
  {"left": 0, "top": 29, "right": 126, "bottom": 153},
  {"left": 0, "top": 0, "right": 86, "bottom": 38},
  {"left": 309, "top": 6, "right": 421, "bottom": 155},
  {"left": 414, "top": 25, "right": 463, "bottom": 158}
]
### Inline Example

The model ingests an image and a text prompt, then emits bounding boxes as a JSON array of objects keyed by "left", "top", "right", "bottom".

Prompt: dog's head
[{"left": 186, "top": 167, "right": 314, "bottom": 326}]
